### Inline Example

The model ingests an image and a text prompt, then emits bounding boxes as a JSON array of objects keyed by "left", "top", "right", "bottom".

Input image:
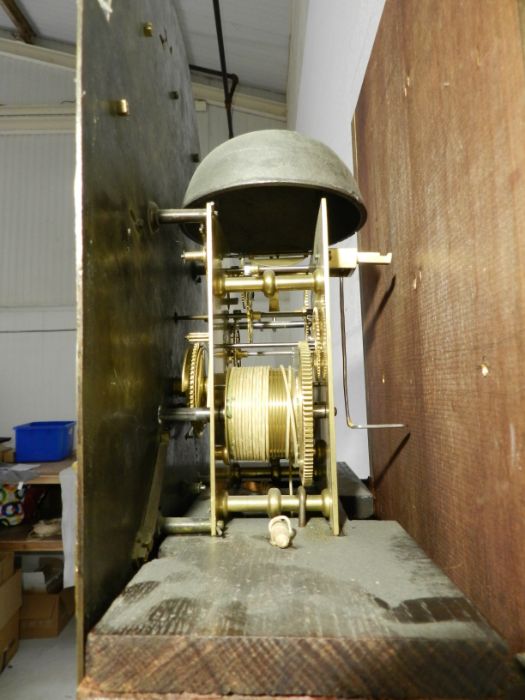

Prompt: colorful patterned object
[{"left": 0, "top": 484, "right": 27, "bottom": 526}]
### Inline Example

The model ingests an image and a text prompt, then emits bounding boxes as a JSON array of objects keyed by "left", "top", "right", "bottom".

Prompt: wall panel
[
  {"left": 287, "top": 0, "right": 385, "bottom": 476},
  {"left": 0, "top": 133, "right": 75, "bottom": 306},
  {"left": 0, "top": 307, "right": 76, "bottom": 436},
  {"left": 0, "top": 53, "right": 74, "bottom": 104},
  {"left": 355, "top": 0, "right": 525, "bottom": 651}
]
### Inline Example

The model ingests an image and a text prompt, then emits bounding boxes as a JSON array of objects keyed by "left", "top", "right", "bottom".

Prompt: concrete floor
[{"left": 0, "top": 618, "right": 76, "bottom": 700}]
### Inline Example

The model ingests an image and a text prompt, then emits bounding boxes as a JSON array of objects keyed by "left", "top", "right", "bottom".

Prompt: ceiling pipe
[{"left": 211, "top": 0, "right": 234, "bottom": 138}]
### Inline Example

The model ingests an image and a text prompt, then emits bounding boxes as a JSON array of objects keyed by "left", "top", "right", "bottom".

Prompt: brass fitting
[{"left": 261, "top": 269, "right": 276, "bottom": 297}]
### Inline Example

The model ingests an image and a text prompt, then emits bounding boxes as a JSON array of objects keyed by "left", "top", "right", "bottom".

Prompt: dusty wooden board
[
  {"left": 84, "top": 520, "right": 508, "bottom": 699},
  {"left": 354, "top": 0, "right": 525, "bottom": 653}
]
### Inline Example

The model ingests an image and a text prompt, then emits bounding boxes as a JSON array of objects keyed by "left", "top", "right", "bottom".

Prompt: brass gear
[
  {"left": 181, "top": 343, "right": 207, "bottom": 436},
  {"left": 312, "top": 302, "right": 328, "bottom": 382},
  {"left": 293, "top": 340, "right": 315, "bottom": 486},
  {"left": 188, "top": 343, "right": 206, "bottom": 410}
]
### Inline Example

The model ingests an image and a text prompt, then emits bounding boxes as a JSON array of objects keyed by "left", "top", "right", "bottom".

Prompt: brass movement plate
[{"left": 76, "top": 0, "right": 205, "bottom": 671}]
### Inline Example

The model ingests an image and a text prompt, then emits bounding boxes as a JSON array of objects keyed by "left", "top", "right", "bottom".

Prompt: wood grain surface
[
  {"left": 355, "top": 0, "right": 525, "bottom": 653},
  {"left": 77, "top": 688, "right": 485, "bottom": 700},
  {"left": 84, "top": 519, "right": 508, "bottom": 698}
]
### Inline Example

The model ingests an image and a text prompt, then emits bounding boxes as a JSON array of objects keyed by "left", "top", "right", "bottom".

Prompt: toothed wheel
[
  {"left": 181, "top": 343, "right": 207, "bottom": 436},
  {"left": 293, "top": 340, "right": 315, "bottom": 487},
  {"left": 189, "top": 343, "right": 206, "bottom": 410},
  {"left": 312, "top": 302, "right": 328, "bottom": 383}
]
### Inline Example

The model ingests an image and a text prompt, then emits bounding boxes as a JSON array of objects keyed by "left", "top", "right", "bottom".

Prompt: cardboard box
[
  {"left": 0, "top": 612, "right": 19, "bottom": 672},
  {"left": 0, "top": 447, "right": 14, "bottom": 463},
  {"left": 20, "top": 586, "right": 74, "bottom": 639},
  {"left": 0, "top": 552, "right": 14, "bottom": 586},
  {"left": 22, "top": 557, "right": 63, "bottom": 593},
  {"left": 0, "top": 556, "right": 22, "bottom": 673}
]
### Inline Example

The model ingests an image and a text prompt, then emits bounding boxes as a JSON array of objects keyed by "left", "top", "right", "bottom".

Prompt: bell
[{"left": 182, "top": 130, "right": 367, "bottom": 255}]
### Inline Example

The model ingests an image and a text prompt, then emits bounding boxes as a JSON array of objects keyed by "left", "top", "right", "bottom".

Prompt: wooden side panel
[{"left": 355, "top": 0, "right": 525, "bottom": 652}]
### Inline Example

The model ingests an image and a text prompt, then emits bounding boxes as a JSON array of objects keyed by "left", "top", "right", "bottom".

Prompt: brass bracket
[{"left": 132, "top": 431, "right": 170, "bottom": 562}]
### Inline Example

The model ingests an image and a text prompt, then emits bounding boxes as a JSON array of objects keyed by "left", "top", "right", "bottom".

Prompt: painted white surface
[
  {"left": 176, "top": 0, "right": 291, "bottom": 93},
  {"left": 287, "top": 0, "right": 385, "bottom": 477},
  {"left": 197, "top": 102, "right": 285, "bottom": 157},
  {"left": 0, "top": 133, "right": 75, "bottom": 306},
  {"left": 0, "top": 308, "right": 76, "bottom": 438},
  {"left": 0, "top": 55, "right": 76, "bottom": 440},
  {"left": 8, "top": 0, "right": 76, "bottom": 44},
  {"left": 0, "top": 53, "right": 74, "bottom": 104}
]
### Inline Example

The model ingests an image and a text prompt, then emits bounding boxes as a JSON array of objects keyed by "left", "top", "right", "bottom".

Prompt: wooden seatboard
[
  {"left": 77, "top": 689, "right": 502, "bottom": 700},
  {"left": 354, "top": 0, "right": 525, "bottom": 652},
  {"left": 84, "top": 520, "right": 508, "bottom": 699}
]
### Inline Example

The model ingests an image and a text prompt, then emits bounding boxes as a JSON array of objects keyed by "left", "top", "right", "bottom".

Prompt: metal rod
[
  {"left": 224, "top": 489, "right": 331, "bottom": 517},
  {"left": 212, "top": 0, "right": 234, "bottom": 138},
  {"left": 313, "top": 404, "right": 332, "bottom": 418},
  {"left": 175, "top": 310, "right": 308, "bottom": 321},
  {"left": 161, "top": 517, "right": 212, "bottom": 535},
  {"left": 339, "top": 277, "right": 405, "bottom": 430},
  {"left": 218, "top": 342, "right": 302, "bottom": 349},
  {"left": 159, "top": 407, "right": 222, "bottom": 423},
  {"left": 181, "top": 250, "right": 206, "bottom": 262},
  {"left": 259, "top": 266, "right": 311, "bottom": 273},
  {"left": 230, "top": 465, "right": 300, "bottom": 479},
  {"left": 189, "top": 65, "right": 239, "bottom": 99},
  {"left": 221, "top": 253, "right": 308, "bottom": 260},
  {"left": 228, "top": 265, "right": 312, "bottom": 274},
  {"left": 241, "top": 351, "right": 294, "bottom": 356},
  {"left": 158, "top": 208, "right": 207, "bottom": 224},
  {"left": 218, "top": 272, "right": 322, "bottom": 296},
  {"left": 216, "top": 320, "right": 305, "bottom": 330}
]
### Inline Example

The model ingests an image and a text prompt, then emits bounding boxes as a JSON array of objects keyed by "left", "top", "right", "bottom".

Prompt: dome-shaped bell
[{"left": 182, "top": 130, "right": 367, "bottom": 255}]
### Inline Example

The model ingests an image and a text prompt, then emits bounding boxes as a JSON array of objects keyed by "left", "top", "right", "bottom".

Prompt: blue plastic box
[{"left": 14, "top": 421, "right": 76, "bottom": 462}]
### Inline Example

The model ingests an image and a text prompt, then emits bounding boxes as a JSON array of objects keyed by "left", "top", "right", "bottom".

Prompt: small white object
[
  {"left": 268, "top": 515, "right": 295, "bottom": 549},
  {"left": 13, "top": 463, "right": 40, "bottom": 472}
]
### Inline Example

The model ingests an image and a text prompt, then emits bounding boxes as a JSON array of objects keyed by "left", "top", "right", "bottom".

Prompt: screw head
[
  {"left": 143, "top": 22, "right": 153, "bottom": 37},
  {"left": 115, "top": 99, "right": 129, "bottom": 116}
]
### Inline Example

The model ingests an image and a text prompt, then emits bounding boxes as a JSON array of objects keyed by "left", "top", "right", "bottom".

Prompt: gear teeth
[
  {"left": 312, "top": 301, "right": 328, "bottom": 383},
  {"left": 189, "top": 343, "right": 205, "bottom": 408},
  {"left": 297, "top": 340, "right": 315, "bottom": 487}
]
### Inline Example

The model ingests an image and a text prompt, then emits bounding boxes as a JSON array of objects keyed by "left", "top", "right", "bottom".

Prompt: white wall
[
  {"left": 287, "top": 0, "right": 385, "bottom": 477},
  {"left": 0, "top": 53, "right": 75, "bottom": 439},
  {"left": 196, "top": 101, "right": 285, "bottom": 156},
  {"left": 0, "top": 308, "right": 76, "bottom": 437}
]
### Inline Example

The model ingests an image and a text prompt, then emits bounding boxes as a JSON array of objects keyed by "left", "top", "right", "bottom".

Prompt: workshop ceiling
[{"left": 0, "top": 0, "right": 291, "bottom": 94}]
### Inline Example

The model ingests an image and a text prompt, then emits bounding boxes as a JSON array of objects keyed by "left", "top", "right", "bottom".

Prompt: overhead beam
[
  {"left": 0, "top": 0, "right": 36, "bottom": 44},
  {"left": 192, "top": 82, "right": 286, "bottom": 121},
  {"left": 0, "top": 34, "right": 75, "bottom": 68},
  {"left": 0, "top": 104, "right": 75, "bottom": 133}
]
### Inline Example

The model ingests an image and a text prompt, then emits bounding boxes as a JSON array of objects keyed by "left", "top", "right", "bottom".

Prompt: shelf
[
  {"left": 24, "top": 458, "right": 74, "bottom": 485},
  {"left": 1, "top": 457, "right": 74, "bottom": 485},
  {"left": 0, "top": 523, "right": 62, "bottom": 551}
]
